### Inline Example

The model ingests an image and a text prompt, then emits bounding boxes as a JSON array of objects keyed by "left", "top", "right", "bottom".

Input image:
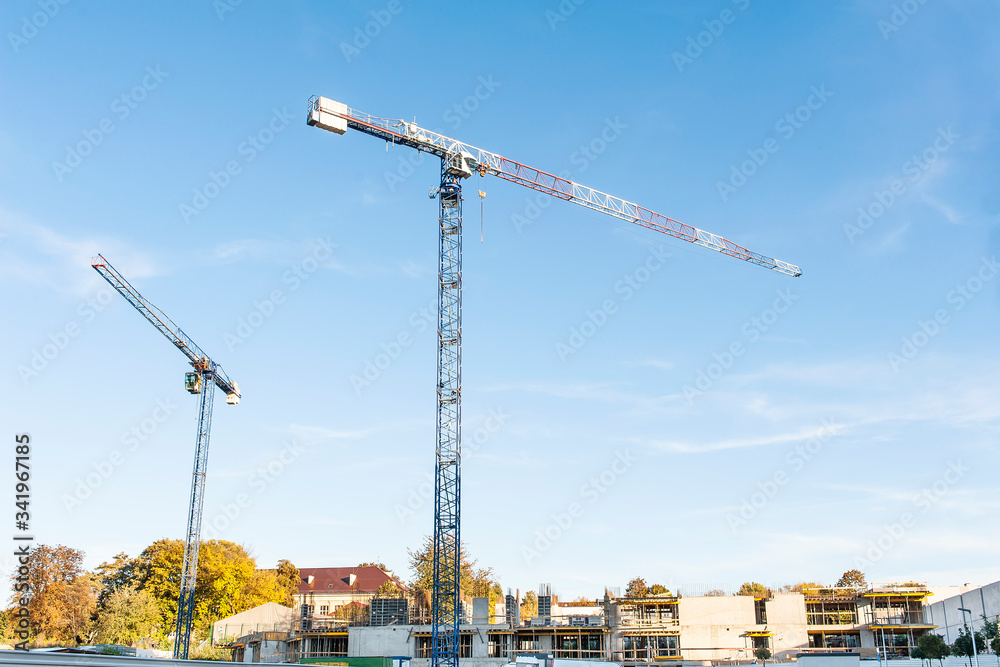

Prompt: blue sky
[{"left": 1, "top": 1, "right": 998, "bottom": 600}]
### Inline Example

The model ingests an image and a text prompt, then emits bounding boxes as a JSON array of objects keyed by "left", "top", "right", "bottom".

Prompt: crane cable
[{"left": 478, "top": 174, "right": 486, "bottom": 243}]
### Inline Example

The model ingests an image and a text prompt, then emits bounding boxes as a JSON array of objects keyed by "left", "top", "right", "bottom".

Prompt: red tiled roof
[{"left": 294, "top": 566, "right": 407, "bottom": 595}]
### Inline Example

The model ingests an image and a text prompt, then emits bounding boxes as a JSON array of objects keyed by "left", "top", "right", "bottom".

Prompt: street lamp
[{"left": 958, "top": 607, "right": 980, "bottom": 667}]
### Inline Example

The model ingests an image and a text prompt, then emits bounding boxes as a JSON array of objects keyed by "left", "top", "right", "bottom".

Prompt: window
[
  {"left": 460, "top": 633, "right": 472, "bottom": 658},
  {"left": 487, "top": 633, "right": 510, "bottom": 659},
  {"left": 319, "top": 605, "right": 329, "bottom": 615},
  {"left": 755, "top": 599, "right": 768, "bottom": 625},
  {"left": 807, "top": 601, "right": 858, "bottom": 625},
  {"left": 752, "top": 636, "right": 771, "bottom": 650},
  {"left": 416, "top": 637, "right": 432, "bottom": 658},
  {"left": 622, "top": 635, "right": 679, "bottom": 660}
]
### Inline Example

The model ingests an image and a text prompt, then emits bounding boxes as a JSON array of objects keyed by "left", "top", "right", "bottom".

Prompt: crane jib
[{"left": 308, "top": 95, "right": 801, "bottom": 278}]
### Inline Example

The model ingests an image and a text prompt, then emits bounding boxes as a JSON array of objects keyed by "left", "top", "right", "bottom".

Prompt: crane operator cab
[{"left": 184, "top": 372, "right": 202, "bottom": 394}]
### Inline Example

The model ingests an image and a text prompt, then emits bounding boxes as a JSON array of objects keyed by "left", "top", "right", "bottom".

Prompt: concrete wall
[
  {"left": 925, "top": 581, "right": 1000, "bottom": 643},
  {"left": 349, "top": 626, "right": 413, "bottom": 657},
  {"left": 677, "top": 595, "right": 755, "bottom": 660},
  {"left": 766, "top": 593, "right": 810, "bottom": 660}
]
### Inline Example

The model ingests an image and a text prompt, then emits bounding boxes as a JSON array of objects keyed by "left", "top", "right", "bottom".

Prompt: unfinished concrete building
[{"left": 218, "top": 580, "right": 955, "bottom": 664}]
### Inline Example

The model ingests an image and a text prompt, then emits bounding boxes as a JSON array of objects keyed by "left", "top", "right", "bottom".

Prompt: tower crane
[
  {"left": 306, "top": 96, "right": 801, "bottom": 667},
  {"left": 91, "top": 254, "right": 240, "bottom": 660}
]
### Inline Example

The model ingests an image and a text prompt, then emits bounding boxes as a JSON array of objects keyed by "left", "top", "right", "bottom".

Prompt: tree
[
  {"left": 94, "top": 585, "right": 161, "bottom": 647},
  {"left": 358, "top": 562, "right": 388, "bottom": 570},
  {"left": 952, "top": 626, "right": 986, "bottom": 659},
  {"left": 836, "top": 569, "right": 866, "bottom": 590},
  {"left": 57, "top": 574, "right": 98, "bottom": 644},
  {"left": 407, "top": 535, "right": 500, "bottom": 602},
  {"left": 625, "top": 577, "right": 649, "bottom": 598},
  {"left": 649, "top": 584, "right": 671, "bottom": 595},
  {"left": 705, "top": 589, "right": 726, "bottom": 597},
  {"left": 8, "top": 544, "right": 87, "bottom": 644},
  {"left": 94, "top": 553, "right": 137, "bottom": 610},
  {"left": 991, "top": 635, "right": 1000, "bottom": 656},
  {"left": 738, "top": 582, "right": 771, "bottom": 598},
  {"left": 570, "top": 596, "right": 595, "bottom": 605},
  {"left": 275, "top": 560, "right": 300, "bottom": 607},
  {"left": 374, "top": 580, "right": 402, "bottom": 597},
  {"left": 131, "top": 538, "right": 290, "bottom": 640},
  {"left": 781, "top": 582, "right": 823, "bottom": 594},
  {"left": 917, "top": 632, "right": 950, "bottom": 667},
  {"left": 755, "top": 647, "right": 772, "bottom": 663},
  {"left": 910, "top": 647, "right": 926, "bottom": 667},
  {"left": 520, "top": 591, "right": 538, "bottom": 621}
]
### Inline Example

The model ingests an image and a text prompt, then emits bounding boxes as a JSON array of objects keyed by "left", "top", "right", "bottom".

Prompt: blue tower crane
[
  {"left": 91, "top": 254, "right": 240, "bottom": 660},
  {"left": 306, "top": 96, "right": 801, "bottom": 667}
]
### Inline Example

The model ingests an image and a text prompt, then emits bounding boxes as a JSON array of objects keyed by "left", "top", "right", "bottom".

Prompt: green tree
[
  {"left": 917, "top": 632, "right": 950, "bottom": 667},
  {"left": 374, "top": 580, "right": 402, "bottom": 597},
  {"left": 738, "top": 582, "right": 771, "bottom": 598},
  {"left": 836, "top": 569, "right": 866, "bottom": 590},
  {"left": 910, "top": 647, "right": 926, "bottom": 667},
  {"left": 131, "top": 538, "right": 290, "bottom": 639},
  {"left": 407, "top": 535, "right": 500, "bottom": 604},
  {"left": 94, "top": 553, "right": 138, "bottom": 611},
  {"left": 990, "top": 635, "right": 1000, "bottom": 656},
  {"left": 952, "top": 626, "right": 986, "bottom": 659},
  {"left": 625, "top": 577, "right": 648, "bottom": 598},
  {"left": 649, "top": 584, "right": 671, "bottom": 596},
  {"left": 275, "top": 560, "right": 300, "bottom": 607},
  {"left": 94, "top": 585, "right": 161, "bottom": 647},
  {"left": 755, "top": 647, "right": 772, "bottom": 663}
]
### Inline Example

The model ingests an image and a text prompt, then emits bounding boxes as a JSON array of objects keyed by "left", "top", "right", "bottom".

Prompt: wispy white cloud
[
  {"left": 0, "top": 211, "right": 160, "bottom": 296},
  {"left": 650, "top": 420, "right": 845, "bottom": 454}
]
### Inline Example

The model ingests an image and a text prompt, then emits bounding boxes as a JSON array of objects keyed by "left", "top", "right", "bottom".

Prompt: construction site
[
  {"left": 207, "top": 574, "right": 1000, "bottom": 666},
  {"left": 2, "top": 3, "right": 996, "bottom": 667}
]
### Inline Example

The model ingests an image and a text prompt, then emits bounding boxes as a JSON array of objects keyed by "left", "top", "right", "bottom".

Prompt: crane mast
[
  {"left": 91, "top": 255, "right": 239, "bottom": 660},
  {"left": 306, "top": 96, "right": 800, "bottom": 667}
]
